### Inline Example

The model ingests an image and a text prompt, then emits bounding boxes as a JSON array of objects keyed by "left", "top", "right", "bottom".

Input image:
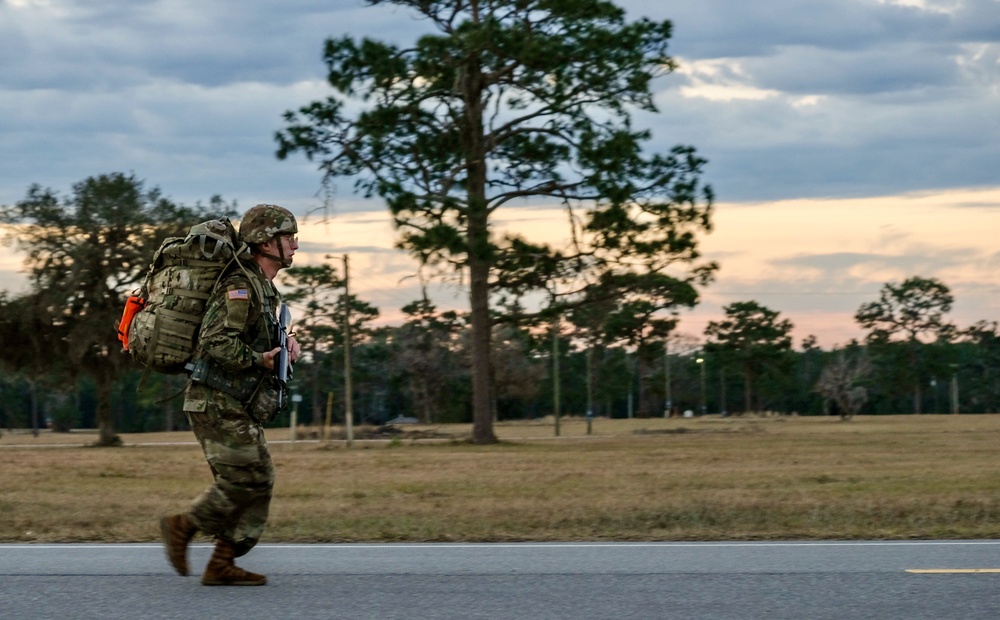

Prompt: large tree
[
  {"left": 704, "top": 301, "right": 794, "bottom": 413},
  {"left": 276, "top": 0, "right": 714, "bottom": 443},
  {"left": 0, "top": 173, "right": 235, "bottom": 445},
  {"left": 855, "top": 276, "right": 953, "bottom": 414}
]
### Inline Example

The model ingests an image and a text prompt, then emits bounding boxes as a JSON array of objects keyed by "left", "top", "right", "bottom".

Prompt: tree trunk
[
  {"left": 94, "top": 371, "right": 120, "bottom": 446},
  {"left": 163, "top": 397, "right": 174, "bottom": 432},
  {"left": 420, "top": 379, "right": 432, "bottom": 423},
  {"left": 466, "top": 154, "right": 495, "bottom": 442},
  {"left": 30, "top": 381, "right": 40, "bottom": 437},
  {"left": 636, "top": 355, "right": 651, "bottom": 418},
  {"left": 462, "top": 56, "right": 497, "bottom": 445},
  {"left": 742, "top": 365, "right": 753, "bottom": 413},
  {"left": 310, "top": 342, "right": 323, "bottom": 427},
  {"left": 468, "top": 246, "right": 496, "bottom": 443},
  {"left": 909, "top": 341, "right": 922, "bottom": 414}
]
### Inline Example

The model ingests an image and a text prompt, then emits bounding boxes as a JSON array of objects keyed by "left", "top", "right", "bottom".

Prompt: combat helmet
[
  {"left": 239, "top": 204, "right": 298, "bottom": 245},
  {"left": 240, "top": 203, "right": 298, "bottom": 268}
]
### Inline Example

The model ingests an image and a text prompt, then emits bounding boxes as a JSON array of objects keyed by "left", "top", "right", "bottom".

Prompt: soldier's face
[
  {"left": 261, "top": 233, "right": 297, "bottom": 269},
  {"left": 276, "top": 233, "right": 297, "bottom": 265}
]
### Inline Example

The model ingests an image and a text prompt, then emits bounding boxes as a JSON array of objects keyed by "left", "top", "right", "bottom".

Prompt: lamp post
[{"left": 696, "top": 357, "right": 706, "bottom": 416}]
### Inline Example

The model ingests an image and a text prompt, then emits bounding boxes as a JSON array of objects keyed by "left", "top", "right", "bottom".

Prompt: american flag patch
[{"left": 228, "top": 288, "right": 249, "bottom": 300}]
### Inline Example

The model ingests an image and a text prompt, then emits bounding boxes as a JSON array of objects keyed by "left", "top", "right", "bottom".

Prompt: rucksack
[{"left": 117, "top": 217, "right": 256, "bottom": 374}]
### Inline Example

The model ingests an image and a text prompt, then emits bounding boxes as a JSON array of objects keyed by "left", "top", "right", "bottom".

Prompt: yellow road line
[{"left": 907, "top": 569, "right": 1000, "bottom": 573}]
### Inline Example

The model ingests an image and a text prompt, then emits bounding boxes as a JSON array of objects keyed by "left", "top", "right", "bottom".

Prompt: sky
[{"left": 1, "top": 0, "right": 998, "bottom": 348}]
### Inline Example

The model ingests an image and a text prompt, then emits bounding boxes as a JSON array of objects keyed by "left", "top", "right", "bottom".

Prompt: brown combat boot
[
  {"left": 160, "top": 513, "right": 197, "bottom": 576},
  {"left": 201, "top": 538, "right": 267, "bottom": 586}
]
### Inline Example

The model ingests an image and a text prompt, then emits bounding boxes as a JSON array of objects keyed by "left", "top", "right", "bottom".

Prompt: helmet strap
[{"left": 260, "top": 238, "right": 292, "bottom": 269}]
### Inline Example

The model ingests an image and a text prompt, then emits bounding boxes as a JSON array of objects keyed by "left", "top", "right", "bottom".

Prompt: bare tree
[{"left": 815, "top": 349, "right": 871, "bottom": 421}]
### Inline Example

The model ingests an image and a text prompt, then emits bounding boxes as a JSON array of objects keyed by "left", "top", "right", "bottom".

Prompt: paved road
[{"left": 2, "top": 541, "right": 1000, "bottom": 619}]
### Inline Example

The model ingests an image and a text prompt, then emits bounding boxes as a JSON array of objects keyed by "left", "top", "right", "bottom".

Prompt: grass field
[{"left": 2, "top": 414, "right": 999, "bottom": 543}]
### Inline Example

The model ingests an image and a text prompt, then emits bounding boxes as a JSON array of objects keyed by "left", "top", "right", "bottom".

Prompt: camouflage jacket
[
  {"left": 185, "top": 260, "right": 284, "bottom": 421},
  {"left": 199, "top": 261, "right": 278, "bottom": 371}
]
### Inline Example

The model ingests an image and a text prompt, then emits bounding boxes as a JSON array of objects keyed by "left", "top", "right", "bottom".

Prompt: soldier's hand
[
  {"left": 288, "top": 336, "right": 301, "bottom": 363},
  {"left": 260, "top": 347, "right": 280, "bottom": 370}
]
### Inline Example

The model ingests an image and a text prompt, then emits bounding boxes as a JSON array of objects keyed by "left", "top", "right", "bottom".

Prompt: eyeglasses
[{"left": 278, "top": 233, "right": 298, "bottom": 244}]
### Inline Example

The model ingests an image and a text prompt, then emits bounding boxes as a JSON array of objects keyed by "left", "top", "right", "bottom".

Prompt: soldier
[{"left": 160, "top": 204, "right": 301, "bottom": 586}]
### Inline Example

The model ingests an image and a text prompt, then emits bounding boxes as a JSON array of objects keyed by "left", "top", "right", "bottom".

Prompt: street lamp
[{"left": 696, "top": 357, "right": 706, "bottom": 416}]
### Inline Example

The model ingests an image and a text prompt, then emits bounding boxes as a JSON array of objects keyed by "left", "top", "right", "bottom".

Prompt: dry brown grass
[{"left": 3, "top": 414, "right": 1000, "bottom": 543}]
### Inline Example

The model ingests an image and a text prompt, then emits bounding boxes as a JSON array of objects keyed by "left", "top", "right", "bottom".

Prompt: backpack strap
[
  {"left": 213, "top": 254, "right": 267, "bottom": 306},
  {"left": 198, "top": 235, "right": 227, "bottom": 260}
]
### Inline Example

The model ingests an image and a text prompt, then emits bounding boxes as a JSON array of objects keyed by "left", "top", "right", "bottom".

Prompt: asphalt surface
[{"left": 2, "top": 541, "right": 1000, "bottom": 619}]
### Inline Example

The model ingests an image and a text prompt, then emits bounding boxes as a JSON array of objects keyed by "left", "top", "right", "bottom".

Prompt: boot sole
[{"left": 201, "top": 578, "right": 267, "bottom": 586}]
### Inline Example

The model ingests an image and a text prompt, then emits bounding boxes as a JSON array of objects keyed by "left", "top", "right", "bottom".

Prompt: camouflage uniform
[
  {"left": 181, "top": 204, "right": 295, "bottom": 558},
  {"left": 182, "top": 261, "right": 281, "bottom": 557}
]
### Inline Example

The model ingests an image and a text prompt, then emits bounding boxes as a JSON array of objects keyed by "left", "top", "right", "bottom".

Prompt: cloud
[
  {"left": 619, "top": 0, "right": 1000, "bottom": 201},
  {"left": 646, "top": 47, "right": 1000, "bottom": 200},
  {"left": 634, "top": 0, "right": 990, "bottom": 59},
  {"left": 1, "top": 0, "right": 999, "bottom": 348},
  {"left": 771, "top": 248, "right": 985, "bottom": 285},
  {"left": 1, "top": 0, "right": 429, "bottom": 91},
  {"left": 949, "top": 0, "right": 1000, "bottom": 39},
  {"left": 3, "top": 0, "right": 998, "bottom": 206},
  {"left": 744, "top": 44, "right": 961, "bottom": 96}
]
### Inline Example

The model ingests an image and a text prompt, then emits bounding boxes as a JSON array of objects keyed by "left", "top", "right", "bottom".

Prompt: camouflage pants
[{"left": 183, "top": 384, "right": 275, "bottom": 558}]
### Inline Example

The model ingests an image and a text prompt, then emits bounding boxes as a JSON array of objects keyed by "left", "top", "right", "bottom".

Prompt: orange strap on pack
[{"left": 117, "top": 295, "right": 146, "bottom": 351}]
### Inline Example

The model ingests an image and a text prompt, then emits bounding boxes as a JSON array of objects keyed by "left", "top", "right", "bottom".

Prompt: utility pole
[
  {"left": 586, "top": 346, "right": 594, "bottom": 435},
  {"left": 719, "top": 366, "right": 727, "bottom": 417},
  {"left": 323, "top": 392, "right": 333, "bottom": 443},
  {"left": 552, "top": 315, "right": 560, "bottom": 437},
  {"left": 342, "top": 254, "right": 354, "bottom": 447},
  {"left": 697, "top": 357, "right": 706, "bottom": 416},
  {"left": 663, "top": 339, "right": 671, "bottom": 418},
  {"left": 627, "top": 354, "right": 635, "bottom": 419}
]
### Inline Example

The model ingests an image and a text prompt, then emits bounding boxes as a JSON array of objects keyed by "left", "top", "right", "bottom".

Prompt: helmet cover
[{"left": 239, "top": 204, "right": 298, "bottom": 244}]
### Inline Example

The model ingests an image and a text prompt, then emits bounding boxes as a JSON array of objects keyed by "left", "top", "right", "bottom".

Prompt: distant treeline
[{"left": 2, "top": 295, "right": 997, "bottom": 434}]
